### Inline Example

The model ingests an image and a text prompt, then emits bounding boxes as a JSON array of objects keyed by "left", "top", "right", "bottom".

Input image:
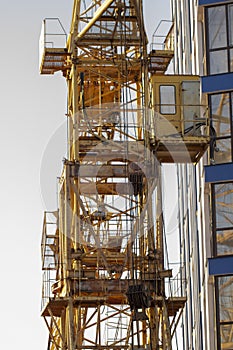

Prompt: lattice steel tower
[{"left": 39, "top": 1, "right": 209, "bottom": 349}]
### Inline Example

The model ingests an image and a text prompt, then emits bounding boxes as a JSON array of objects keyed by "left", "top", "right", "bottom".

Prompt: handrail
[
  {"left": 41, "top": 262, "right": 64, "bottom": 311},
  {"left": 151, "top": 19, "right": 174, "bottom": 51},
  {"left": 44, "top": 17, "right": 67, "bottom": 37},
  {"left": 150, "top": 110, "right": 209, "bottom": 139},
  {"left": 41, "top": 211, "right": 58, "bottom": 270},
  {"left": 39, "top": 18, "right": 67, "bottom": 70}
]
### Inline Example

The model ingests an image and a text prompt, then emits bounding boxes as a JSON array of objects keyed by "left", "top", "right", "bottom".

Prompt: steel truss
[{"left": 40, "top": 1, "right": 186, "bottom": 349}]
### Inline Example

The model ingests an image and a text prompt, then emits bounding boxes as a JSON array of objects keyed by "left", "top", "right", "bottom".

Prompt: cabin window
[{"left": 159, "top": 85, "right": 176, "bottom": 115}]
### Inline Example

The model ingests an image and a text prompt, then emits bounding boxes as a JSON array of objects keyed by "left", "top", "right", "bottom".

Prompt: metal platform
[
  {"left": 149, "top": 49, "right": 174, "bottom": 74},
  {"left": 39, "top": 48, "right": 70, "bottom": 75},
  {"left": 42, "top": 294, "right": 186, "bottom": 318},
  {"left": 151, "top": 137, "right": 209, "bottom": 163}
]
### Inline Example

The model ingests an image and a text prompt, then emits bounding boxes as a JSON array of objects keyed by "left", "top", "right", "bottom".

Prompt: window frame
[
  {"left": 208, "top": 91, "right": 233, "bottom": 164},
  {"left": 211, "top": 181, "right": 233, "bottom": 257},
  {"left": 159, "top": 84, "right": 177, "bottom": 115},
  {"left": 215, "top": 276, "right": 233, "bottom": 349},
  {"left": 205, "top": 3, "right": 233, "bottom": 75}
]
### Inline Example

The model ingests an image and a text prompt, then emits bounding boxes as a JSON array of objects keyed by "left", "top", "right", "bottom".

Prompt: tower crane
[{"left": 39, "top": 1, "right": 209, "bottom": 349}]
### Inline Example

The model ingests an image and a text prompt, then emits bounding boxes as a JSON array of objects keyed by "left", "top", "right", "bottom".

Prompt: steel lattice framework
[{"left": 40, "top": 1, "right": 187, "bottom": 349}]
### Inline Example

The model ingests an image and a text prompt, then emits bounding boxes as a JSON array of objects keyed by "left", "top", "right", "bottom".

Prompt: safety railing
[
  {"left": 150, "top": 110, "right": 209, "bottom": 140},
  {"left": 41, "top": 262, "right": 67, "bottom": 311},
  {"left": 150, "top": 20, "right": 174, "bottom": 51},
  {"left": 41, "top": 263, "right": 57, "bottom": 310},
  {"left": 41, "top": 211, "right": 59, "bottom": 270},
  {"left": 165, "top": 267, "right": 186, "bottom": 298},
  {"left": 39, "top": 18, "right": 67, "bottom": 69}
]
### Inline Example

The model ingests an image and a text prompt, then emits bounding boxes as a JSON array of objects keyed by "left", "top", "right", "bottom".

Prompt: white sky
[{"left": 0, "top": 1, "right": 171, "bottom": 349}]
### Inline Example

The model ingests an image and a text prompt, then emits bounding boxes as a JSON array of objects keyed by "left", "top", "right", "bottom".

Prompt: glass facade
[
  {"left": 206, "top": 3, "right": 233, "bottom": 75},
  {"left": 171, "top": 0, "right": 214, "bottom": 349},
  {"left": 172, "top": 0, "right": 233, "bottom": 349},
  {"left": 206, "top": 3, "right": 233, "bottom": 349}
]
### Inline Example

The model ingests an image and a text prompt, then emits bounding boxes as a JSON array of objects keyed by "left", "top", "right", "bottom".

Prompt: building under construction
[{"left": 39, "top": 1, "right": 233, "bottom": 349}]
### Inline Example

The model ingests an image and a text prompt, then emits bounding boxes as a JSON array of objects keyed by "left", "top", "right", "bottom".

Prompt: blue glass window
[{"left": 206, "top": 4, "right": 233, "bottom": 75}]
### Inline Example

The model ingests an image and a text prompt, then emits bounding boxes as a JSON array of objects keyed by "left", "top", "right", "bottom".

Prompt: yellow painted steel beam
[{"left": 75, "top": 0, "right": 115, "bottom": 42}]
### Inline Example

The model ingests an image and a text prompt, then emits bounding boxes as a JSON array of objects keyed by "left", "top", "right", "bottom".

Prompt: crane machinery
[{"left": 39, "top": 1, "right": 209, "bottom": 349}]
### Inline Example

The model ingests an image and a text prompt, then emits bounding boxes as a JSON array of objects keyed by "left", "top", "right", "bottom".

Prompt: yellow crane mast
[{"left": 39, "top": 1, "right": 209, "bottom": 349}]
